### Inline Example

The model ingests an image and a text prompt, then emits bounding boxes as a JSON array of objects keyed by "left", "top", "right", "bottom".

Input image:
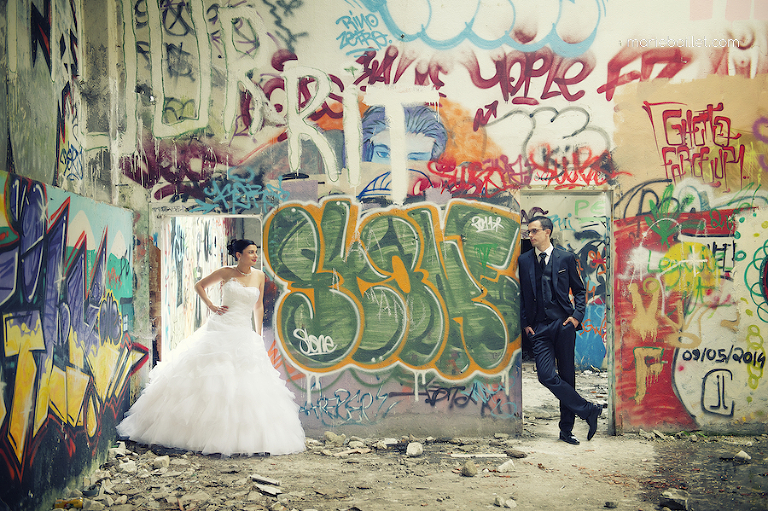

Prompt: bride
[{"left": 117, "top": 239, "right": 306, "bottom": 456}]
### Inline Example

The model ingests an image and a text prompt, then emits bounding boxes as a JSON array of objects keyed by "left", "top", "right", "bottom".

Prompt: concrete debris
[
  {"left": 505, "top": 448, "right": 527, "bottom": 458},
  {"left": 638, "top": 429, "right": 655, "bottom": 441},
  {"left": 151, "top": 455, "right": 170, "bottom": 469},
  {"left": 460, "top": 460, "right": 478, "bottom": 477},
  {"left": 52, "top": 391, "right": 767, "bottom": 511},
  {"left": 659, "top": 488, "right": 690, "bottom": 510},
  {"left": 82, "top": 500, "right": 105, "bottom": 511},
  {"left": 254, "top": 482, "right": 283, "bottom": 496},
  {"left": 406, "top": 442, "right": 423, "bottom": 457},
  {"left": 89, "top": 469, "right": 111, "bottom": 485},
  {"left": 735, "top": 450, "right": 752, "bottom": 462},
  {"left": 332, "top": 447, "right": 371, "bottom": 457},
  {"left": 450, "top": 453, "right": 508, "bottom": 458},
  {"left": 179, "top": 490, "right": 211, "bottom": 504},
  {"left": 497, "top": 460, "right": 516, "bottom": 473},
  {"left": 323, "top": 431, "right": 346, "bottom": 446},
  {"left": 108, "top": 442, "right": 131, "bottom": 458},
  {"left": 494, "top": 495, "right": 517, "bottom": 508},
  {"left": 720, "top": 450, "right": 753, "bottom": 462},
  {"left": 117, "top": 460, "right": 137, "bottom": 474},
  {"left": 251, "top": 473, "right": 281, "bottom": 486}
]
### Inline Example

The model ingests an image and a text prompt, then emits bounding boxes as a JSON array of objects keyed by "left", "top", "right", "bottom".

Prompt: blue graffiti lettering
[
  {"left": 191, "top": 172, "right": 290, "bottom": 214},
  {"left": 336, "top": 11, "right": 389, "bottom": 56}
]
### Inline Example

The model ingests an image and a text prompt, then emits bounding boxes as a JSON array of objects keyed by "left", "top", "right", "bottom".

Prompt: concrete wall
[
  {"left": 3, "top": 0, "right": 768, "bottom": 508},
  {"left": 115, "top": 0, "right": 526, "bottom": 438},
  {"left": 0, "top": 2, "right": 151, "bottom": 508},
  {"left": 110, "top": 0, "right": 768, "bottom": 436},
  {"left": 613, "top": 77, "right": 768, "bottom": 433},
  {"left": 0, "top": 171, "right": 143, "bottom": 510}
]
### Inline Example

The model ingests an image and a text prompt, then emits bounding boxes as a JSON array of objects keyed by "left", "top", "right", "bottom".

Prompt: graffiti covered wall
[
  {"left": 612, "top": 76, "right": 768, "bottom": 433},
  {"left": 108, "top": 0, "right": 768, "bottom": 436},
  {"left": 263, "top": 198, "right": 521, "bottom": 433},
  {"left": 6, "top": 3, "right": 768, "bottom": 507},
  {"left": 0, "top": 170, "right": 146, "bottom": 510}
]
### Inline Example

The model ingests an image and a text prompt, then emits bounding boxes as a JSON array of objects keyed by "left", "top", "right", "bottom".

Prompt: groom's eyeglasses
[{"left": 528, "top": 228, "right": 543, "bottom": 235}]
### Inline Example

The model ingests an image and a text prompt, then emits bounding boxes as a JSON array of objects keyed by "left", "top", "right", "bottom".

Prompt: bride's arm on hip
[
  {"left": 253, "top": 270, "right": 265, "bottom": 335},
  {"left": 195, "top": 267, "right": 230, "bottom": 315}
]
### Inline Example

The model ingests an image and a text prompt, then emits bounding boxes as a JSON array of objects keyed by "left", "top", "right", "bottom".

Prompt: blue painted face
[{"left": 369, "top": 131, "right": 437, "bottom": 164}]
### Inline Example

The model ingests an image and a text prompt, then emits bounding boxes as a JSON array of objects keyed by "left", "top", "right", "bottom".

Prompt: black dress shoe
[
  {"left": 559, "top": 431, "right": 580, "bottom": 445},
  {"left": 586, "top": 404, "right": 602, "bottom": 440}
]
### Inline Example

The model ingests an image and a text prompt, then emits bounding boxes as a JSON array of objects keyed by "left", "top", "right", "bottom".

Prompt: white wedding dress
[{"left": 117, "top": 279, "right": 305, "bottom": 456}]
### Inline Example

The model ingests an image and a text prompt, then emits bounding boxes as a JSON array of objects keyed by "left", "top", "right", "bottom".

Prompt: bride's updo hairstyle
[{"left": 227, "top": 239, "right": 258, "bottom": 258}]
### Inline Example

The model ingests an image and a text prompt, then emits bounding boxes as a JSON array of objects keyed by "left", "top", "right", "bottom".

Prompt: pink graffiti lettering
[
  {"left": 473, "top": 101, "right": 499, "bottom": 131},
  {"left": 354, "top": 45, "right": 424, "bottom": 88}
]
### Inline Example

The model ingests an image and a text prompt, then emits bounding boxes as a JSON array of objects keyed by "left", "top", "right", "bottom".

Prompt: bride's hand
[{"left": 209, "top": 304, "right": 228, "bottom": 315}]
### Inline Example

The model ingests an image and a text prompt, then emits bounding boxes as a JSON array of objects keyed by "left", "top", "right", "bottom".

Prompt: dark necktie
[{"left": 539, "top": 252, "right": 547, "bottom": 270}]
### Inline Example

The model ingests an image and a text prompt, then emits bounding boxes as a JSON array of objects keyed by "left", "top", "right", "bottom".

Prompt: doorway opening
[
  {"left": 519, "top": 191, "right": 611, "bottom": 370},
  {"left": 519, "top": 190, "right": 614, "bottom": 433},
  {"left": 152, "top": 213, "right": 264, "bottom": 363}
]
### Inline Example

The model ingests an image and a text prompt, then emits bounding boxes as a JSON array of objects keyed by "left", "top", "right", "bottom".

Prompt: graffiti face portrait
[
  {"left": 368, "top": 130, "right": 439, "bottom": 164},
  {"left": 357, "top": 105, "right": 448, "bottom": 200}
]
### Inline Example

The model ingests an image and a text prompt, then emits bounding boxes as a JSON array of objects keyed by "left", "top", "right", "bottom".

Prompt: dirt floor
[{"left": 64, "top": 362, "right": 768, "bottom": 511}]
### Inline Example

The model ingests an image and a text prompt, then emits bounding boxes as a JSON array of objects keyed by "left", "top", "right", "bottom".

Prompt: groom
[{"left": 519, "top": 215, "right": 602, "bottom": 445}]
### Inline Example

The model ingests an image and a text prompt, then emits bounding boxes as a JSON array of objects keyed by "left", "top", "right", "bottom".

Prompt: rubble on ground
[
  {"left": 53, "top": 434, "right": 534, "bottom": 510},
  {"left": 48, "top": 365, "right": 767, "bottom": 510}
]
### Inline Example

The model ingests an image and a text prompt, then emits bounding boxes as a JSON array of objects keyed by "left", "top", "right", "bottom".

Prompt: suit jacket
[{"left": 519, "top": 245, "right": 586, "bottom": 331}]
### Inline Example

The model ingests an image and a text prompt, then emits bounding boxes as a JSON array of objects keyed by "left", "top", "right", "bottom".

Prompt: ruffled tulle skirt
[{"left": 117, "top": 322, "right": 305, "bottom": 456}]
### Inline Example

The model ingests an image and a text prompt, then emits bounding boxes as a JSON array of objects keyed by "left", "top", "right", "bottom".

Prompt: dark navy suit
[{"left": 519, "top": 245, "right": 591, "bottom": 435}]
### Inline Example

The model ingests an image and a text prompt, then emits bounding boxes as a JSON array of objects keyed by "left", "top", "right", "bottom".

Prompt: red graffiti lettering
[
  {"left": 413, "top": 157, "right": 527, "bottom": 197},
  {"left": 597, "top": 47, "right": 694, "bottom": 101},
  {"left": 463, "top": 47, "right": 594, "bottom": 105},
  {"left": 352, "top": 45, "right": 594, "bottom": 106},
  {"left": 644, "top": 102, "right": 746, "bottom": 189},
  {"left": 528, "top": 146, "right": 627, "bottom": 189}
]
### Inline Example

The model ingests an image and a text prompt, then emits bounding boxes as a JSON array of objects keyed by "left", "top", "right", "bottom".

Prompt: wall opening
[
  {"left": 153, "top": 214, "right": 264, "bottom": 363},
  {"left": 520, "top": 190, "right": 613, "bottom": 429}
]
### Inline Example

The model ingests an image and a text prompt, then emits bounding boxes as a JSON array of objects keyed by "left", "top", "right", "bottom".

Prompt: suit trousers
[{"left": 530, "top": 320, "right": 592, "bottom": 434}]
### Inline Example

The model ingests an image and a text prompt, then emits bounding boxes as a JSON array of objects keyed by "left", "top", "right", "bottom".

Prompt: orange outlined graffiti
[{"left": 264, "top": 198, "right": 521, "bottom": 384}]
